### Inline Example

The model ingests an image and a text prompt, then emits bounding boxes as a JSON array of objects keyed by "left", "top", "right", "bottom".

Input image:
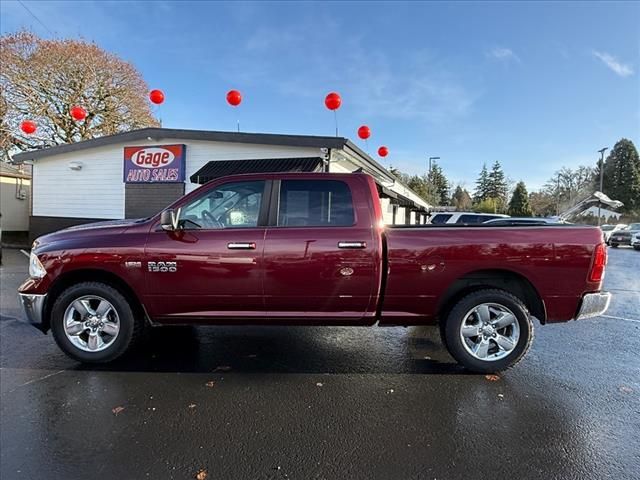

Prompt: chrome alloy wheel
[
  {"left": 63, "top": 295, "right": 120, "bottom": 352},
  {"left": 459, "top": 303, "right": 520, "bottom": 362}
]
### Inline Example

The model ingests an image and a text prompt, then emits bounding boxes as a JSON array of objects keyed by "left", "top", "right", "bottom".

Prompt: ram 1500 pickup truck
[{"left": 19, "top": 173, "right": 611, "bottom": 372}]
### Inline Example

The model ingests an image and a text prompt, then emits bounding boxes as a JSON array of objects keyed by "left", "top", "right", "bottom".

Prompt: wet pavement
[{"left": 1, "top": 247, "right": 639, "bottom": 479}]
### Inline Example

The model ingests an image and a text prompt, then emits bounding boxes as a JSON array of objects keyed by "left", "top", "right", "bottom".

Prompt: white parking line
[{"left": 601, "top": 314, "right": 640, "bottom": 324}]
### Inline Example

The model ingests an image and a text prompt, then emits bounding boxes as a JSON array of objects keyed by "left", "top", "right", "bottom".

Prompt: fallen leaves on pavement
[
  {"left": 485, "top": 374, "right": 500, "bottom": 382},
  {"left": 195, "top": 469, "right": 208, "bottom": 480},
  {"left": 205, "top": 381, "right": 215, "bottom": 388},
  {"left": 619, "top": 386, "right": 633, "bottom": 394},
  {"left": 112, "top": 406, "right": 125, "bottom": 415}
]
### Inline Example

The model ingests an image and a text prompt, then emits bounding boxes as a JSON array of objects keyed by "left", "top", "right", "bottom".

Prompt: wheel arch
[
  {"left": 43, "top": 269, "right": 148, "bottom": 333},
  {"left": 437, "top": 269, "right": 546, "bottom": 326}
]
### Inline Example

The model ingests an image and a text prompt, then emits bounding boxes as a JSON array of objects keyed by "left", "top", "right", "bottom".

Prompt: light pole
[
  {"left": 428, "top": 156, "right": 440, "bottom": 173},
  {"left": 428, "top": 156, "right": 440, "bottom": 206},
  {"left": 597, "top": 147, "right": 608, "bottom": 226}
]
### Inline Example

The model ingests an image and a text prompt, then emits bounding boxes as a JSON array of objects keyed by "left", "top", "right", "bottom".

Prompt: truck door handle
[
  {"left": 338, "top": 241, "right": 367, "bottom": 249},
  {"left": 227, "top": 242, "right": 257, "bottom": 250}
]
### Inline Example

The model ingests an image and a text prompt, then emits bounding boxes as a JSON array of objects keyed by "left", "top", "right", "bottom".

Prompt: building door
[
  {"left": 262, "top": 178, "right": 380, "bottom": 323},
  {"left": 143, "top": 180, "right": 268, "bottom": 322}
]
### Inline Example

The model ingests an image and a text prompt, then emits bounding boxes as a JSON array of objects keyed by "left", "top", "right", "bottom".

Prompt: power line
[{"left": 17, "top": 0, "right": 55, "bottom": 36}]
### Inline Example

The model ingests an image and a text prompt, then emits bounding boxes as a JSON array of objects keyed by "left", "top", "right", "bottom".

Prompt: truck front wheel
[
  {"left": 51, "top": 282, "right": 143, "bottom": 363},
  {"left": 444, "top": 289, "right": 534, "bottom": 373}
]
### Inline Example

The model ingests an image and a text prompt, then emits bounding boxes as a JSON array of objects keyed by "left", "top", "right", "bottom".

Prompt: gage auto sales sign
[{"left": 123, "top": 144, "right": 186, "bottom": 183}]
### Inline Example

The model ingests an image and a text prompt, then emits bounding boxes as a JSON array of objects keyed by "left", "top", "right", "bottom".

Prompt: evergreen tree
[
  {"left": 427, "top": 164, "right": 450, "bottom": 206},
  {"left": 508, "top": 181, "right": 533, "bottom": 216},
  {"left": 451, "top": 185, "right": 472, "bottom": 210},
  {"left": 487, "top": 161, "right": 508, "bottom": 204},
  {"left": 474, "top": 163, "right": 490, "bottom": 203},
  {"left": 602, "top": 138, "right": 640, "bottom": 213},
  {"left": 406, "top": 174, "right": 430, "bottom": 201}
]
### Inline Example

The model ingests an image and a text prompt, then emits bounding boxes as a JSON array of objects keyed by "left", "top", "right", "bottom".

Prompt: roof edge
[{"left": 11, "top": 128, "right": 349, "bottom": 163}]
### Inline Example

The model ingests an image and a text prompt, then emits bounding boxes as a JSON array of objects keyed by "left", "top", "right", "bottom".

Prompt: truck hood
[{"left": 33, "top": 218, "right": 147, "bottom": 249}]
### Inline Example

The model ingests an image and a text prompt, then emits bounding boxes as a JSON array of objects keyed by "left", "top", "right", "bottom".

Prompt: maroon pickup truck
[{"left": 19, "top": 173, "right": 611, "bottom": 372}]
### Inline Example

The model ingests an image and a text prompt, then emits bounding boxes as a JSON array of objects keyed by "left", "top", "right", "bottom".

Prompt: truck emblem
[
  {"left": 124, "top": 261, "right": 142, "bottom": 269},
  {"left": 148, "top": 261, "right": 177, "bottom": 273},
  {"left": 339, "top": 267, "right": 354, "bottom": 277}
]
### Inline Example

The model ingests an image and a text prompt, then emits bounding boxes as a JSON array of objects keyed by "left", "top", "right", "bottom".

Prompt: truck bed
[{"left": 380, "top": 225, "right": 603, "bottom": 324}]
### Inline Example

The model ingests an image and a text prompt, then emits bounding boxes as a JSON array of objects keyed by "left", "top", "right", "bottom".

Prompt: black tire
[
  {"left": 634, "top": 246, "right": 640, "bottom": 251},
  {"left": 51, "top": 282, "right": 144, "bottom": 363},
  {"left": 611, "top": 243, "right": 618, "bottom": 248},
  {"left": 444, "top": 289, "right": 534, "bottom": 373}
]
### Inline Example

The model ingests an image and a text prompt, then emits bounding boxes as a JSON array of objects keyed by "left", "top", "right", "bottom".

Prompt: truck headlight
[{"left": 29, "top": 252, "right": 47, "bottom": 279}]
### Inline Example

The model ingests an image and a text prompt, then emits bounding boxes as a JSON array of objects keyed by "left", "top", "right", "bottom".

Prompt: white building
[
  {"left": 12, "top": 128, "right": 431, "bottom": 238},
  {"left": 0, "top": 162, "right": 31, "bottom": 233}
]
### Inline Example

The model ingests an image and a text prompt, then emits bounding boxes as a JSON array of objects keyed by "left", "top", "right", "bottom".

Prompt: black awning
[{"left": 190, "top": 157, "right": 324, "bottom": 184}]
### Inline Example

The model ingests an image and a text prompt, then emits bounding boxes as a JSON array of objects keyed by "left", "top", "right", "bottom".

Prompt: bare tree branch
[{"left": 0, "top": 31, "right": 159, "bottom": 162}]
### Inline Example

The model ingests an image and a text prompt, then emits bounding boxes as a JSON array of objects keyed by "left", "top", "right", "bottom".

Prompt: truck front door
[
  {"left": 262, "top": 178, "right": 380, "bottom": 323},
  {"left": 143, "top": 180, "right": 268, "bottom": 322}
]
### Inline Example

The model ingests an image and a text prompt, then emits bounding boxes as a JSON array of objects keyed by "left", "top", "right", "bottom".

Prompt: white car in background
[
  {"left": 483, "top": 217, "right": 567, "bottom": 226},
  {"left": 429, "top": 212, "right": 509, "bottom": 225},
  {"left": 601, "top": 224, "right": 627, "bottom": 244}
]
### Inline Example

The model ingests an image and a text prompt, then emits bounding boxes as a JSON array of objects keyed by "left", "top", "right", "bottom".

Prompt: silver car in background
[{"left": 601, "top": 223, "right": 627, "bottom": 244}]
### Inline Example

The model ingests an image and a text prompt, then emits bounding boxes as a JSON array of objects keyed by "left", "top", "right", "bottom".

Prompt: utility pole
[
  {"left": 597, "top": 147, "right": 608, "bottom": 226},
  {"left": 556, "top": 173, "right": 561, "bottom": 216},
  {"left": 428, "top": 156, "right": 440, "bottom": 206}
]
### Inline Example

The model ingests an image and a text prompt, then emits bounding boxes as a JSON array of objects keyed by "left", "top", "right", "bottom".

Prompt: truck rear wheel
[
  {"left": 51, "top": 282, "right": 143, "bottom": 363},
  {"left": 444, "top": 289, "right": 533, "bottom": 373}
]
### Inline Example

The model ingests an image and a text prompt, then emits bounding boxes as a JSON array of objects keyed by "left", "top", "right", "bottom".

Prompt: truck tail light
[{"left": 588, "top": 243, "right": 607, "bottom": 283}]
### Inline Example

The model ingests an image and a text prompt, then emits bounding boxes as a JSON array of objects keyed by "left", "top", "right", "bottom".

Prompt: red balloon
[
  {"left": 70, "top": 106, "right": 87, "bottom": 121},
  {"left": 226, "top": 90, "right": 242, "bottom": 107},
  {"left": 324, "top": 92, "right": 341, "bottom": 110},
  {"left": 378, "top": 146, "right": 389, "bottom": 157},
  {"left": 20, "top": 120, "right": 37, "bottom": 134},
  {"left": 357, "top": 125, "right": 371, "bottom": 140},
  {"left": 149, "top": 89, "right": 165, "bottom": 104}
]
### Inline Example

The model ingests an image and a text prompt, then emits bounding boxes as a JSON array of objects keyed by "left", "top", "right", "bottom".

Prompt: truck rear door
[{"left": 262, "top": 176, "right": 381, "bottom": 323}]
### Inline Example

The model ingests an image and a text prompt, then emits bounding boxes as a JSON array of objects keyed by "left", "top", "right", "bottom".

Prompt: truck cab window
[
  {"left": 278, "top": 180, "right": 354, "bottom": 227},
  {"left": 179, "top": 180, "right": 265, "bottom": 229}
]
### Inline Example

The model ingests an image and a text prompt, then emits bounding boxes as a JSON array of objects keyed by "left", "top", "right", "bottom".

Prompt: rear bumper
[
  {"left": 610, "top": 237, "right": 630, "bottom": 245},
  {"left": 19, "top": 293, "right": 47, "bottom": 332},
  {"left": 575, "top": 292, "right": 611, "bottom": 320}
]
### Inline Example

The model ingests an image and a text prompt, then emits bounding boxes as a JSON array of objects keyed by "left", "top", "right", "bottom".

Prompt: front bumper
[
  {"left": 19, "top": 293, "right": 47, "bottom": 332},
  {"left": 575, "top": 292, "right": 611, "bottom": 320}
]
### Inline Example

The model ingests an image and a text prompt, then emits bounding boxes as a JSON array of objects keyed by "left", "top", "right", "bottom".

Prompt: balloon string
[
  {"left": 237, "top": 119, "right": 240, "bottom": 133},
  {"left": 334, "top": 110, "right": 338, "bottom": 137}
]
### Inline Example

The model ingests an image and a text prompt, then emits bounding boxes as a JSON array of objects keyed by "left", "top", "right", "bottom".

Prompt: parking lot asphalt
[{"left": 1, "top": 247, "right": 639, "bottom": 480}]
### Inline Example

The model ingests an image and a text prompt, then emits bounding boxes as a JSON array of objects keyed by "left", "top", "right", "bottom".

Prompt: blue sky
[{"left": 1, "top": 0, "right": 639, "bottom": 190}]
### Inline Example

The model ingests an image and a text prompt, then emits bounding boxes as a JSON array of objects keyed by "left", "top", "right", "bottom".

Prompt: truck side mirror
[{"left": 160, "top": 208, "right": 180, "bottom": 231}]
